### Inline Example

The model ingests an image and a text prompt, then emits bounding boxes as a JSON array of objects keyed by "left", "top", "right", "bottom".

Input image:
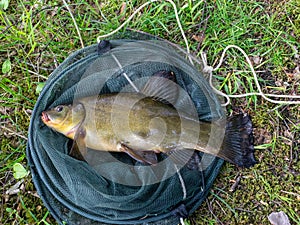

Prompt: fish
[{"left": 41, "top": 73, "right": 256, "bottom": 168}]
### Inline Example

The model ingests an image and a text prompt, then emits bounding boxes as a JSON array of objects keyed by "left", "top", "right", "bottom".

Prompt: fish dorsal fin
[
  {"left": 141, "top": 76, "right": 179, "bottom": 105},
  {"left": 141, "top": 74, "right": 199, "bottom": 119}
]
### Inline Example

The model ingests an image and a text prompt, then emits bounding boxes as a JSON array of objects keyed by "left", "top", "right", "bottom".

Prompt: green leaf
[
  {"left": 13, "top": 163, "right": 28, "bottom": 179},
  {"left": 36, "top": 82, "right": 45, "bottom": 94},
  {"left": 6, "top": 207, "right": 13, "bottom": 213},
  {"left": 0, "top": 0, "right": 9, "bottom": 10},
  {"left": 2, "top": 59, "right": 11, "bottom": 74}
]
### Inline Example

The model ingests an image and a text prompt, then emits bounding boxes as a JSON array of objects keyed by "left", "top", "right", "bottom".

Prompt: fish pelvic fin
[
  {"left": 69, "top": 127, "right": 87, "bottom": 162},
  {"left": 117, "top": 143, "right": 158, "bottom": 165},
  {"left": 219, "top": 114, "right": 256, "bottom": 168}
]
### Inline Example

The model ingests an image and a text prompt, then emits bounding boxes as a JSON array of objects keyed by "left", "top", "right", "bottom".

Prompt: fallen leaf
[
  {"left": 268, "top": 211, "right": 291, "bottom": 225},
  {"left": 251, "top": 55, "right": 261, "bottom": 65},
  {"left": 192, "top": 32, "right": 205, "bottom": 44},
  {"left": 5, "top": 180, "right": 24, "bottom": 195},
  {"left": 36, "top": 82, "right": 45, "bottom": 94},
  {"left": 13, "top": 163, "right": 28, "bottom": 179},
  {"left": 2, "top": 59, "right": 11, "bottom": 74}
]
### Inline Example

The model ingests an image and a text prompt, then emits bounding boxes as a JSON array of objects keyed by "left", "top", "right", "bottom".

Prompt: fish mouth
[{"left": 41, "top": 111, "right": 50, "bottom": 123}]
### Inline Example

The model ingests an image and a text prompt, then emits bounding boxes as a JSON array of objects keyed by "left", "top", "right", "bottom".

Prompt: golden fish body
[
  {"left": 43, "top": 93, "right": 210, "bottom": 152},
  {"left": 42, "top": 75, "right": 256, "bottom": 167}
]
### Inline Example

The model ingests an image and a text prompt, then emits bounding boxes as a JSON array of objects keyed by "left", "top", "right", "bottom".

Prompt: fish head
[{"left": 41, "top": 103, "right": 85, "bottom": 138}]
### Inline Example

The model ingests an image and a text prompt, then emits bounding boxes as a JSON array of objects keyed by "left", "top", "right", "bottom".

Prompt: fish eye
[{"left": 55, "top": 106, "right": 64, "bottom": 112}]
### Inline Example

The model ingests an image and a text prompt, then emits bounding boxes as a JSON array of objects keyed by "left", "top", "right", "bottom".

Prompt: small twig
[
  {"left": 25, "top": 69, "right": 48, "bottom": 79},
  {"left": 280, "top": 190, "right": 300, "bottom": 198},
  {"left": 289, "top": 132, "right": 295, "bottom": 168},
  {"left": 229, "top": 174, "right": 242, "bottom": 192},
  {"left": 23, "top": 62, "right": 54, "bottom": 71},
  {"left": 235, "top": 208, "right": 254, "bottom": 213},
  {"left": 27, "top": 191, "right": 40, "bottom": 198},
  {"left": 215, "top": 199, "right": 226, "bottom": 215},
  {"left": 23, "top": 108, "right": 32, "bottom": 119},
  {"left": 206, "top": 199, "right": 224, "bottom": 225},
  {"left": 1, "top": 126, "right": 28, "bottom": 140}
]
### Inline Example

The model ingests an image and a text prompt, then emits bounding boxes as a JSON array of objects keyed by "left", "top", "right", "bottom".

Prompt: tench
[{"left": 41, "top": 75, "right": 256, "bottom": 168}]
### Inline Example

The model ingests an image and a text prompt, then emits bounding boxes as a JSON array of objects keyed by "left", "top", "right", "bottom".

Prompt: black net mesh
[{"left": 27, "top": 37, "right": 225, "bottom": 225}]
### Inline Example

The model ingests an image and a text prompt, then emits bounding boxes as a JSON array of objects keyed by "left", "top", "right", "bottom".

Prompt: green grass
[{"left": 1, "top": 0, "right": 300, "bottom": 224}]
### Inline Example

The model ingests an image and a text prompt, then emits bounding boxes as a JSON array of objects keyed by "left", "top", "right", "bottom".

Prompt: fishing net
[{"left": 27, "top": 33, "right": 225, "bottom": 225}]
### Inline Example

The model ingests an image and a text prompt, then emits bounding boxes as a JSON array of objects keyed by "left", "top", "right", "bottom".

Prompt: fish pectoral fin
[
  {"left": 70, "top": 141, "right": 87, "bottom": 162},
  {"left": 118, "top": 143, "right": 158, "bottom": 165},
  {"left": 69, "top": 127, "right": 87, "bottom": 162}
]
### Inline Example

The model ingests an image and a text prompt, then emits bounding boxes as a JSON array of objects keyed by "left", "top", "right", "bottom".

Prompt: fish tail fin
[{"left": 218, "top": 114, "right": 256, "bottom": 168}]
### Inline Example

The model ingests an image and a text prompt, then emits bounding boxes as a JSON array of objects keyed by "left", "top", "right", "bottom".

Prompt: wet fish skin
[
  {"left": 42, "top": 93, "right": 204, "bottom": 151},
  {"left": 41, "top": 93, "right": 256, "bottom": 167},
  {"left": 41, "top": 70, "right": 256, "bottom": 167}
]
